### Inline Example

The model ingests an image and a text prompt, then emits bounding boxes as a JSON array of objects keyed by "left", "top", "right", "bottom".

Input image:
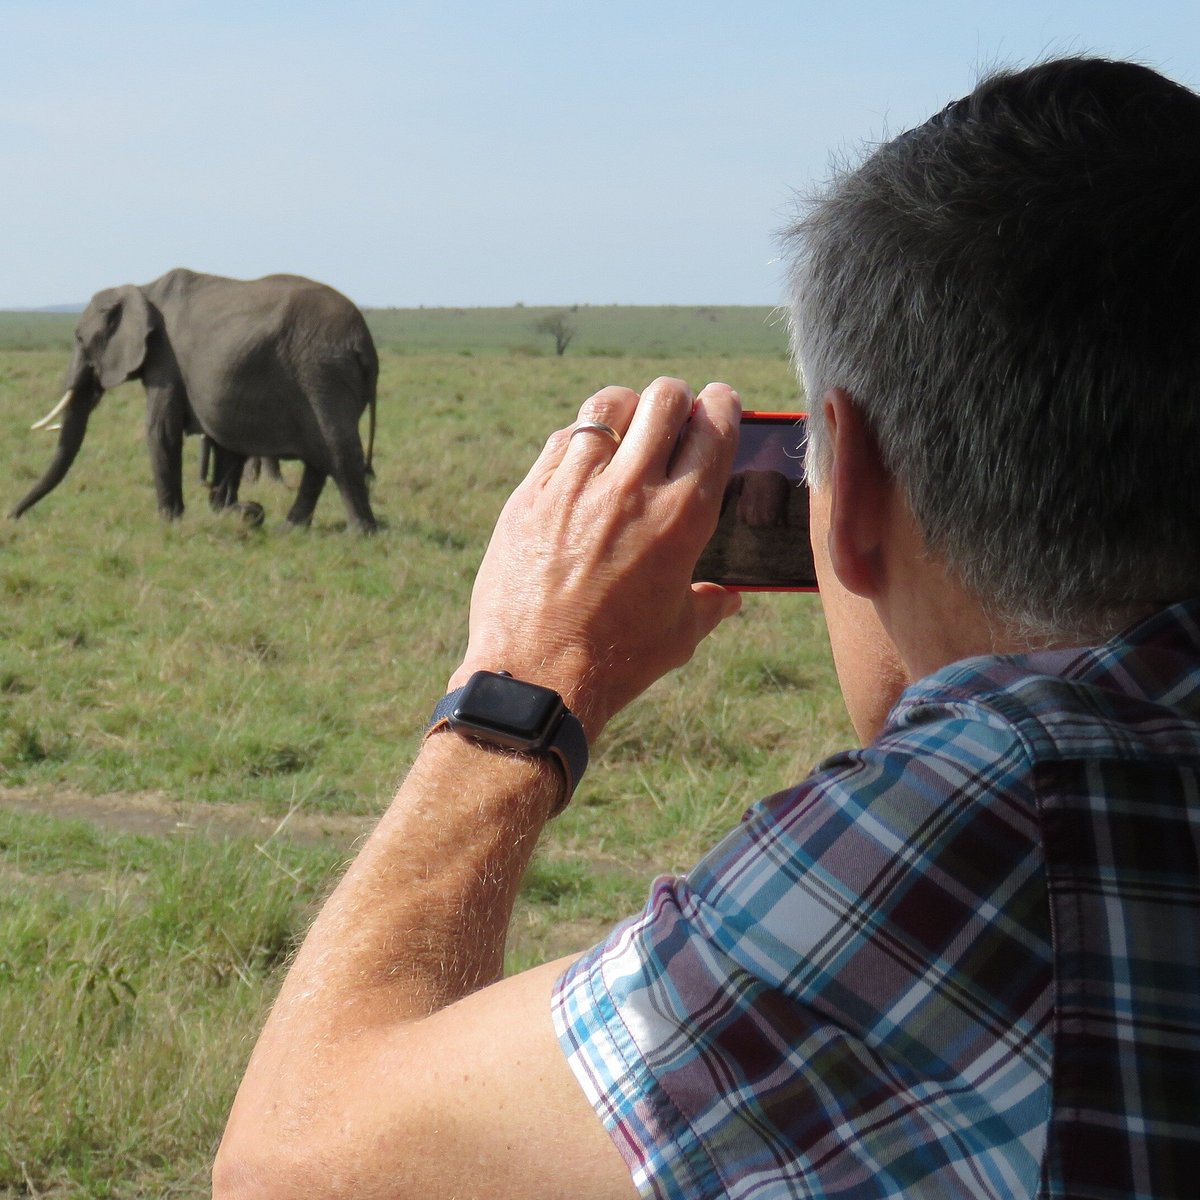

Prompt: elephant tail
[{"left": 363, "top": 391, "right": 376, "bottom": 480}]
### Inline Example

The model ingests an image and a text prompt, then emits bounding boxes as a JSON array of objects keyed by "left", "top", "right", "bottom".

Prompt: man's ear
[{"left": 822, "top": 388, "right": 892, "bottom": 599}]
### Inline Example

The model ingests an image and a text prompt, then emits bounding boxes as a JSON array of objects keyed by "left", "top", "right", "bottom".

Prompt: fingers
[
  {"left": 668, "top": 381, "right": 741, "bottom": 484},
  {"left": 570, "top": 377, "right": 740, "bottom": 481},
  {"left": 617, "top": 377, "right": 695, "bottom": 473},
  {"left": 527, "top": 386, "right": 638, "bottom": 485},
  {"left": 617, "top": 378, "right": 740, "bottom": 482},
  {"left": 578, "top": 385, "right": 639, "bottom": 435},
  {"left": 529, "top": 378, "right": 739, "bottom": 491},
  {"left": 559, "top": 386, "right": 639, "bottom": 474}
]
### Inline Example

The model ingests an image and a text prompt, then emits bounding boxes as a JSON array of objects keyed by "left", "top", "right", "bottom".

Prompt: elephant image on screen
[
  {"left": 692, "top": 413, "right": 815, "bottom": 590},
  {"left": 11, "top": 269, "right": 379, "bottom": 532}
]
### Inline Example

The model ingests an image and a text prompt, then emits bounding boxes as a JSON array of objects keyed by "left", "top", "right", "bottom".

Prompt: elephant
[{"left": 11, "top": 269, "right": 379, "bottom": 532}]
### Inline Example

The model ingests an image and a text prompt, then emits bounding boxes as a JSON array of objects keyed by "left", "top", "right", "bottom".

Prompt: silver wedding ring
[{"left": 570, "top": 420, "right": 622, "bottom": 447}]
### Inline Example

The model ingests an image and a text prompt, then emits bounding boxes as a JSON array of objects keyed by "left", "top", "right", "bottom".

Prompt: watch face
[{"left": 452, "top": 671, "right": 563, "bottom": 747}]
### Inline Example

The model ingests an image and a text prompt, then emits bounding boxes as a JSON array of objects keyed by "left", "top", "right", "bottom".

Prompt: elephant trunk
[{"left": 9, "top": 384, "right": 101, "bottom": 518}]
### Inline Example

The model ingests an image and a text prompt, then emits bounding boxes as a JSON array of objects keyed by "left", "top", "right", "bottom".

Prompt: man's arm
[
  {"left": 213, "top": 379, "right": 743, "bottom": 1199},
  {"left": 215, "top": 735, "right": 637, "bottom": 1199}
]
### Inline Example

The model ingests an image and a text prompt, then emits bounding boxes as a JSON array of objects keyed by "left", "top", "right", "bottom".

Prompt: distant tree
[{"left": 534, "top": 311, "right": 576, "bottom": 356}]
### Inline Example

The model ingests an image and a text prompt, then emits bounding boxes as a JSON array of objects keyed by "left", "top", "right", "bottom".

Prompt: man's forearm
[
  {"left": 226, "top": 732, "right": 563, "bottom": 1120},
  {"left": 302, "top": 734, "right": 559, "bottom": 1007}
]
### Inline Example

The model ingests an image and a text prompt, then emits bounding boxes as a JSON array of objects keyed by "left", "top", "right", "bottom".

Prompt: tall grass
[
  {"left": 0, "top": 323, "right": 849, "bottom": 1196},
  {"left": 0, "top": 808, "right": 344, "bottom": 1196}
]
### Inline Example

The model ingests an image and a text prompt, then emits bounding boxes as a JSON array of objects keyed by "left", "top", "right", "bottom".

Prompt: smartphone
[{"left": 692, "top": 411, "right": 816, "bottom": 591}]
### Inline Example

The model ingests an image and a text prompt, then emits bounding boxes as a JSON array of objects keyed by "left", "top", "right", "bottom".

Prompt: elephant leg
[
  {"left": 326, "top": 440, "right": 378, "bottom": 534},
  {"left": 245, "top": 456, "right": 285, "bottom": 485},
  {"left": 209, "top": 446, "right": 247, "bottom": 511},
  {"left": 243, "top": 453, "right": 283, "bottom": 482},
  {"left": 146, "top": 386, "right": 185, "bottom": 519},
  {"left": 286, "top": 464, "right": 327, "bottom": 527},
  {"left": 331, "top": 470, "right": 378, "bottom": 533}
]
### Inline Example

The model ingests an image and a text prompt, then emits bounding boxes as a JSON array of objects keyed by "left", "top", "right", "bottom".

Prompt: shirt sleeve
[{"left": 552, "top": 706, "right": 1055, "bottom": 1200}]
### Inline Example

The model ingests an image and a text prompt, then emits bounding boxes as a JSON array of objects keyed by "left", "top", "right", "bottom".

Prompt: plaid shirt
[{"left": 553, "top": 601, "right": 1200, "bottom": 1199}]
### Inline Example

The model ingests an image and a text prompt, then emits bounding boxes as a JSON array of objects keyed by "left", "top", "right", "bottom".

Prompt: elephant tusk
[{"left": 31, "top": 390, "right": 74, "bottom": 431}]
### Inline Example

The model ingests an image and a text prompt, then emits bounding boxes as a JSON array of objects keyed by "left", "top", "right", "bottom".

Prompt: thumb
[{"left": 689, "top": 583, "right": 743, "bottom": 642}]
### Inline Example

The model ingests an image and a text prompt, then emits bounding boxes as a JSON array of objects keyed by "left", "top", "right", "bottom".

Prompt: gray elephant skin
[{"left": 11, "top": 269, "right": 379, "bottom": 532}]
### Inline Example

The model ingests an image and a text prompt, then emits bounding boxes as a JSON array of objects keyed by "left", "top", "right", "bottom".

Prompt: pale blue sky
[{"left": 3, "top": 1, "right": 1197, "bottom": 308}]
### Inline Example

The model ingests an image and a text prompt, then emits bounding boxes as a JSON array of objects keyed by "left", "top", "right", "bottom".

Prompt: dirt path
[
  {"left": 0, "top": 783, "right": 628, "bottom": 959},
  {"left": 0, "top": 783, "right": 376, "bottom": 849}
]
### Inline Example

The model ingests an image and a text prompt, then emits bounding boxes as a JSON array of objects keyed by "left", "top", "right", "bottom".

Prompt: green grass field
[
  {"left": 0, "top": 307, "right": 850, "bottom": 1197},
  {"left": 0, "top": 302, "right": 791, "bottom": 357}
]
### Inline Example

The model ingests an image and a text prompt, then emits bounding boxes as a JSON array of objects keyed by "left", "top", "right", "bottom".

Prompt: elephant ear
[{"left": 95, "top": 285, "right": 157, "bottom": 390}]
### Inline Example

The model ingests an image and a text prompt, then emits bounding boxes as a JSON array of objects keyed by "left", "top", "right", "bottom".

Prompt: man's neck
[{"left": 879, "top": 548, "right": 1151, "bottom": 681}]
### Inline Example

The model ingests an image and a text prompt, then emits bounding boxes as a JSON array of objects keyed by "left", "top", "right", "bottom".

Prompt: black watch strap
[{"left": 425, "top": 672, "right": 589, "bottom": 813}]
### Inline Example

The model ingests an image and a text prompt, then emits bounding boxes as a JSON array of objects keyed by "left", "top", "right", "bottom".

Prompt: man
[{"left": 214, "top": 57, "right": 1200, "bottom": 1199}]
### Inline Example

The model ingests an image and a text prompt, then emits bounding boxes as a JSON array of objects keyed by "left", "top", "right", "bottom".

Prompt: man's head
[{"left": 786, "top": 57, "right": 1200, "bottom": 641}]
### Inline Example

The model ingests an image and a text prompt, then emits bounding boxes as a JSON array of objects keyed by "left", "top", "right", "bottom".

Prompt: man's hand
[{"left": 453, "top": 377, "right": 743, "bottom": 739}]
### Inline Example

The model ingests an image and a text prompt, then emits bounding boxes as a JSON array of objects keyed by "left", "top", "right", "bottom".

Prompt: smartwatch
[{"left": 425, "top": 670, "right": 589, "bottom": 812}]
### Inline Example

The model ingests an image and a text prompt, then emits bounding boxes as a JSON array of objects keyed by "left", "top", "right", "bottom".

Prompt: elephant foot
[
  {"left": 237, "top": 501, "right": 265, "bottom": 528},
  {"left": 341, "top": 513, "right": 379, "bottom": 535}
]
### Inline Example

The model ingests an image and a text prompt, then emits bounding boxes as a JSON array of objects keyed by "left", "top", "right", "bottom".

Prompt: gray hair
[{"left": 785, "top": 57, "right": 1200, "bottom": 641}]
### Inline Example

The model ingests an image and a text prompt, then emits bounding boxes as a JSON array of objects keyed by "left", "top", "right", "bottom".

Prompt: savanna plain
[{"left": 0, "top": 305, "right": 853, "bottom": 1197}]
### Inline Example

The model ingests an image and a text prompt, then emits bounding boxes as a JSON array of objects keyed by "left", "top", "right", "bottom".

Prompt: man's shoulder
[{"left": 890, "top": 602, "right": 1200, "bottom": 764}]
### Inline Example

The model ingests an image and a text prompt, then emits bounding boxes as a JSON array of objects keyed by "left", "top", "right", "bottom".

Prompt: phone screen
[{"left": 692, "top": 412, "right": 816, "bottom": 591}]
